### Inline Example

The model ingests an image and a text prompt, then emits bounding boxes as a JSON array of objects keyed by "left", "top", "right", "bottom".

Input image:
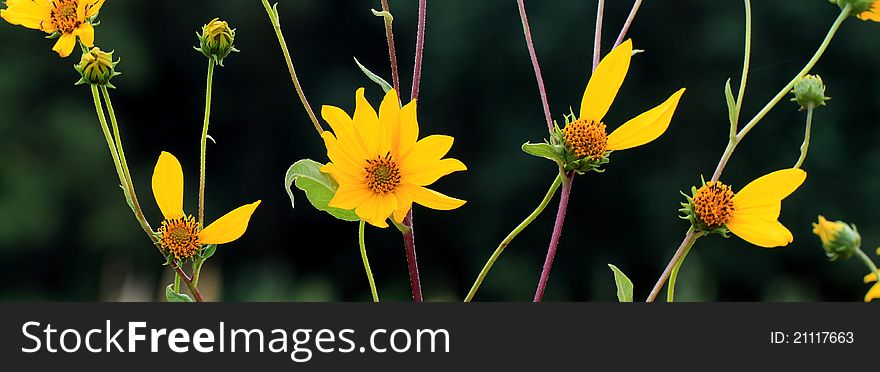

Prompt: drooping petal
[
  {"left": 726, "top": 218, "right": 794, "bottom": 248},
  {"left": 76, "top": 22, "right": 94, "bottom": 47},
  {"left": 0, "top": 0, "right": 52, "bottom": 31},
  {"left": 395, "top": 100, "right": 420, "bottom": 159},
  {"left": 199, "top": 201, "right": 262, "bottom": 245},
  {"left": 580, "top": 39, "right": 632, "bottom": 122},
  {"left": 151, "top": 152, "right": 185, "bottom": 220},
  {"left": 402, "top": 158, "right": 467, "bottom": 186},
  {"left": 606, "top": 88, "right": 685, "bottom": 151},
  {"left": 400, "top": 135, "right": 454, "bottom": 170},
  {"left": 398, "top": 184, "right": 465, "bottom": 211},
  {"left": 392, "top": 190, "right": 413, "bottom": 223},
  {"left": 353, "top": 88, "right": 381, "bottom": 157},
  {"left": 85, "top": 0, "right": 105, "bottom": 18},
  {"left": 732, "top": 169, "right": 807, "bottom": 209},
  {"left": 866, "top": 282, "right": 880, "bottom": 302},
  {"left": 328, "top": 184, "right": 372, "bottom": 211},
  {"left": 377, "top": 89, "right": 399, "bottom": 154},
  {"left": 52, "top": 32, "right": 77, "bottom": 57},
  {"left": 731, "top": 200, "right": 782, "bottom": 225},
  {"left": 865, "top": 272, "right": 878, "bottom": 284},
  {"left": 355, "top": 193, "right": 397, "bottom": 228}
]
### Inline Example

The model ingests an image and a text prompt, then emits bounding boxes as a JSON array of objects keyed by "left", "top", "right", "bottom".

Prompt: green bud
[
  {"left": 829, "top": 0, "right": 876, "bottom": 16},
  {"left": 812, "top": 215, "right": 861, "bottom": 261},
  {"left": 196, "top": 18, "right": 238, "bottom": 66},
  {"left": 74, "top": 47, "right": 120, "bottom": 87},
  {"left": 790, "top": 74, "right": 829, "bottom": 110}
]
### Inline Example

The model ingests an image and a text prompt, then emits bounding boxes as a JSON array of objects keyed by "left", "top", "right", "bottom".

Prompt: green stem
[
  {"left": 647, "top": 228, "right": 702, "bottom": 302},
  {"left": 855, "top": 247, "right": 880, "bottom": 281},
  {"left": 91, "top": 86, "right": 127, "bottom": 196},
  {"left": 260, "top": 0, "right": 323, "bottom": 135},
  {"left": 794, "top": 106, "right": 814, "bottom": 169},
  {"left": 667, "top": 234, "right": 698, "bottom": 302},
  {"left": 192, "top": 258, "right": 204, "bottom": 288},
  {"left": 359, "top": 221, "right": 380, "bottom": 302},
  {"left": 199, "top": 61, "right": 215, "bottom": 227},
  {"left": 731, "top": 0, "right": 752, "bottom": 138},
  {"left": 465, "top": 174, "right": 562, "bottom": 302},
  {"left": 173, "top": 271, "right": 181, "bottom": 293}
]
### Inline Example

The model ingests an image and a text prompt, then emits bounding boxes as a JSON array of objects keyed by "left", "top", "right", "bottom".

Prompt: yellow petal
[
  {"left": 726, "top": 218, "right": 794, "bottom": 248},
  {"left": 400, "top": 135, "right": 454, "bottom": 170},
  {"left": 353, "top": 88, "right": 381, "bottom": 157},
  {"left": 321, "top": 130, "right": 364, "bottom": 171},
  {"left": 199, "top": 201, "right": 261, "bottom": 245},
  {"left": 355, "top": 193, "right": 397, "bottom": 228},
  {"left": 392, "top": 191, "right": 413, "bottom": 223},
  {"left": 327, "top": 184, "right": 372, "bottom": 211},
  {"left": 858, "top": 1, "right": 880, "bottom": 21},
  {"left": 76, "top": 22, "right": 94, "bottom": 47},
  {"left": 580, "top": 39, "right": 632, "bottom": 122},
  {"left": 377, "top": 89, "right": 399, "bottom": 154},
  {"left": 865, "top": 272, "right": 878, "bottom": 284},
  {"left": 85, "top": 0, "right": 105, "bottom": 18},
  {"left": 398, "top": 184, "right": 465, "bottom": 211},
  {"left": 151, "top": 152, "right": 185, "bottom": 220},
  {"left": 402, "top": 158, "right": 467, "bottom": 186},
  {"left": 866, "top": 282, "right": 880, "bottom": 302},
  {"left": 395, "top": 100, "right": 420, "bottom": 159},
  {"left": 606, "top": 88, "right": 685, "bottom": 151},
  {"left": 320, "top": 162, "right": 363, "bottom": 186},
  {"left": 52, "top": 32, "right": 77, "bottom": 57},
  {"left": 732, "top": 169, "right": 807, "bottom": 209},
  {"left": 0, "top": 0, "right": 52, "bottom": 31},
  {"left": 322, "top": 105, "right": 367, "bottom": 158}
]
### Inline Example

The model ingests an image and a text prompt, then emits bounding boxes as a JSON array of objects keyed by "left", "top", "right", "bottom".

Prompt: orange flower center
[
  {"left": 158, "top": 215, "right": 201, "bottom": 260},
  {"left": 692, "top": 181, "right": 735, "bottom": 228},
  {"left": 562, "top": 119, "right": 608, "bottom": 159},
  {"left": 365, "top": 153, "right": 401, "bottom": 194},
  {"left": 50, "top": 0, "right": 81, "bottom": 34}
]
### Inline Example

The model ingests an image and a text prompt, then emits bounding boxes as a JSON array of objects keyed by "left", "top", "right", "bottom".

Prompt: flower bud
[
  {"left": 196, "top": 18, "right": 237, "bottom": 65},
  {"left": 828, "top": 0, "right": 875, "bottom": 16},
  {"left": 790, "top": 74, "right": 829, "bottom": 110},
  {"left": 74, "top": 47, "right": 120, "bottom": 87},
  {"left": 812, "top": 215, "right": 861, "bottom": 261}
]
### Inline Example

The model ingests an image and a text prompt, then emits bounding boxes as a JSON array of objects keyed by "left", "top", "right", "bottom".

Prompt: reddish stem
[
  {"left": 401, "top": 211, "right": 423, "bottom": 302},
  {"left": 411, "top": 0, "right": 427, "bottom": 101},
  {"left": 533, "top": 172, "right": 574, "bottom": 302},
  {"left": 516, "top": 0, "right": 554, "bottom": 134},
  {"left": 614, "top": 0, "right": 642, "bottom": 48},
  {"left": 380, "top": 0, "right": 402, "bottom": 95},
  {"left": 593, "top": 0, "right": 605, "bottom": 71}
]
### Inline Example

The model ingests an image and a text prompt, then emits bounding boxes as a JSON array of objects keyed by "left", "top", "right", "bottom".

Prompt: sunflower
[
  {"left": 152, "top": 152, "right": 260, "bottom": 260},
  {"left": 687, "top": 169, "right": 807, "bottom": 248},
  {"left": 1, "top": 0, "right": 105, "bottom": 57},
  {"left": 857, "top": 0, "right": 879, "bottom": 21},
  {"left": 560, "top": 39, "right": 685, "bottom": 161},
  {"left": 320, "top": 88, "right": 466, "bottom": 228}
]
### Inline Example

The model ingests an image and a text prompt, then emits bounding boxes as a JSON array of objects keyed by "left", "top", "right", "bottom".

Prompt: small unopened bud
[
  {"left": 74, "top": 47, "right": 120, "bottom": 87},
  {"left": 196, "top": 18, "right": 238, "bottom": 66},
  {"left": 828, "top": 0, "right": 876, "bottom": 16},
  {"left": 790, "top": 74, "right": 830, "bottom": 110},
  {"left": 812, "top": 215, "right": 861, "bottom": 261}
]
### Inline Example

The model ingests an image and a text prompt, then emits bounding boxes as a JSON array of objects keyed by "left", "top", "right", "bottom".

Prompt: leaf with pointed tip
[{"left": 608, "top": 264, "right": 634, "bottom": 302}]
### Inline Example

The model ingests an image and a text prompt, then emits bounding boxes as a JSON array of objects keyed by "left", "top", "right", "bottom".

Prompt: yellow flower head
[
  {"left": 686, "top": 169, "right": 806, "bottom": 248},
  {"left": 812, "top": 215, "right": 861, "bottom": 260},
  {"left": 865, "top": 271, "right": 880, "bottom": 302},
  {"left": 813, "top": 216, "right": 844, "bottom": 246},
  {"left": 1, "top": 0, "right": 105, "bottom": 57},
  {"left": 562, "top": 39, "right": 685, "bottom": 160},
  {"left": 152, "top": 152, "right": 260, "bottom": 260},
  {"left": 320, "top": 88, "right": 466, "bottom": 228}
]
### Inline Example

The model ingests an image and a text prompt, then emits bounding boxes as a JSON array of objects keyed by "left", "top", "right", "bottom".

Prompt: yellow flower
[
  {"left": 320, "top": 88, "right": 466, "bottom": 228},
  {"left": 561, "top": 39, "right": 685, "bottom": 159},
  {"left": 152, "top": 152, "right": 260, "bottom": 260},
  {"left": 857, "top": 0, "right": 879, "bottom": 21},
  {"left": 811, "top": 215, "right": 861, "bottom": 260},
  {"left": 864, "top": 272, "right": 880, "bottom": 302},
  {"left": 1, "top": 0, "right": 104, "bottom": 57},
  {"left": 689, "top": 169, "right": 806, "bottom": 248}
]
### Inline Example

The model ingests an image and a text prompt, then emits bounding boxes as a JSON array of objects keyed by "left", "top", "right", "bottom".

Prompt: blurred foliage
[{"left": 0, "top": 0, "right": 878, "bottom": 301}]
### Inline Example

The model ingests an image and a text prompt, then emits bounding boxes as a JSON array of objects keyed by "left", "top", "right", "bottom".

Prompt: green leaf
[
  {"left": 165, "top": 284, "right": 194, "bottom": 302},
  {"left": 354, "top": 57, "right": 393, "bottom": 93},
  {"left": 724, "top": 78, "right": 737, "bottom": 128},
  {"left": 522, "top": 142, "right": 562, "bottom": 164},
  {"left": 285, "top": 159, "right": 360, "bottom": 222},
  {"left": 608, "top": 264, "right": 634, "bottom": 302},
  {"left": 370, "top": 9, "right": 393, "bottom": 24},
  {"left": 200, "top": 244, "right": 216, "bottom": 260}
]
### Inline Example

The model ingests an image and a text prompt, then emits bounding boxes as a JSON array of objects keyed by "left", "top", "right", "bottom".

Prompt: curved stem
[
  {"left": 666, "top": 234, "right": 697, "bottom": 302},
  {"left": 261, "top": 0, "right": 323, "bottom": 135},
  {"left": 465, "top": 174, "right": 562, "bottom": 302},
  {"left": 411, "top": 0, "right": 427, "bottom": 101},
  {"left": 592, "top": 0, "right": 605, "bottom": 71},
  {"left": 613, "top": 0, "right": 642, "bottom": 48},
  {"left": 359, "top": 221, "right": 380, "bottom": 302},
  {"left": 732, "top": 0, "right": 752, "bottom": 137},
  {"left": 380, "top": 0, "right": 402, "bottom": 96},
  {"left": 516, "top": 0, "right": 554, "bottom": 134},
  {"left": 794, "top": 106, "right": 814, "bottom": 169},
  {"left": 647, "top": 227, "right": 701, "bottom": 302},
  {"left": 533, "top": 171, "right": 574, "bottom": 302},
  {"left": 199, "top": 60, "right": 215, "bottom": 227},
  {"left": 855, "top": 247, "right": 880, "bottom": 282}
]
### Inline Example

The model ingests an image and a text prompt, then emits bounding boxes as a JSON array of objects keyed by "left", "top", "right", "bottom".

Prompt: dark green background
[{"left": 0, "top": 0, "right": 877, "bottom": 301}]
